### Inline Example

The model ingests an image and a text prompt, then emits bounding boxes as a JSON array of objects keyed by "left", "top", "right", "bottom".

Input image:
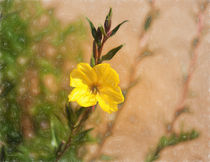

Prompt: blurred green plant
[
  {"left": 0, "top": 1, "right": 127, "bottom": 161},
  {"left": 145, "top": 130, "right": 199, "bottom": 162},
  {"left": 0, "top": 0, "right": 92, "bottom": 161}
]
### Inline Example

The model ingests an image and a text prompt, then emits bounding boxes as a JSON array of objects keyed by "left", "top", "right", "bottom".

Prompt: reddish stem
[
  {"left": 169, "top": 5, "right": 207, "bottom": 132},
  {"left": 89, "top": 1, "right": 156, "bottom": 160}
]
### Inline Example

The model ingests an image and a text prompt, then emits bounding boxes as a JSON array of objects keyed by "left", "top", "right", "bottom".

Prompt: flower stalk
[
  {"left": 55, "top": 8, "right": 127, "bottom": 161},
  {"left": 56, "top": 106, "right": 92, "bottom": 161}
]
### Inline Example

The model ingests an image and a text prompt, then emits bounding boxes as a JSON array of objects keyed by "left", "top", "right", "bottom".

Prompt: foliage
[
  {"left": 0, "top": 0, "right": 91, "bottom": 161},
  {"left": 145, "top": 130, "right": 199, "bottom": 162},
  {"left": 86, "top": 8, "right": 127, "bottom": 66},
  {"left": 0, "top": 1, "right": 127, "bottom": 161}
]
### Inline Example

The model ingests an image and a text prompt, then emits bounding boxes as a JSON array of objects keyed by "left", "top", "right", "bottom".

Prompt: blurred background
[{"left": 0, "top": 0, "right": 209, "bottom": 161}]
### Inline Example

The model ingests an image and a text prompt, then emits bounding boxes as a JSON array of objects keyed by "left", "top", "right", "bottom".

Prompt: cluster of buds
[{"left": 86, "top": 8, "right": 128, "bottom": 66}]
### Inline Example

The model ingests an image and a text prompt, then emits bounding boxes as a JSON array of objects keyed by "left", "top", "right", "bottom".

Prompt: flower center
[{"left": 91, "top": 84, "right": 98, "bottom": 94}]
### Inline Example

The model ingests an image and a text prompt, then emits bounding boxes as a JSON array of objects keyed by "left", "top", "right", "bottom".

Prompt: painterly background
[
  {"left": 0, "top": 0, "right": 209, "bottom": 161},
  {"left": 42, "top": 0, "right": 210, "bottom": 161}
]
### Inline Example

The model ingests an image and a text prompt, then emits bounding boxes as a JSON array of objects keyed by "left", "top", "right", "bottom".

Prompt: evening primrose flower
[{"left": 68, "top": 63, "right": 124, "bottom": 113}]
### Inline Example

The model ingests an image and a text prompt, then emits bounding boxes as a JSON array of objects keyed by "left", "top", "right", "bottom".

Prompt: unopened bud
[
  {"left": 96, "top": 27, "right": 102, "bottom": 42},
  {"left": 104, "top": 8, "right": 112, "bottom": 33}
]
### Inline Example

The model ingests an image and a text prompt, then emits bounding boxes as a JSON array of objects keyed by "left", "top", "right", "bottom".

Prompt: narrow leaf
[
  {"left": 90, "top": 55, "right": 95, "bottom": 67},
  {"left": 90, "top": 41, "right": 96, "bottom": 67},
  {"left": 110, "top": 20, "right": 128, "bottom": 37},
  {"left": 100, "top": 154, "right": 113, "bottom": 161},
  {"left": 99, "top": 25, "right": 106, "bottom": 37},
  {"left": 86, "top": 17, "right": 97, "bottom": 39},
  {"left": 50, "top": 121, "right": 58, "bottom": 148},
  {"left": 144, "top": 15, "right": 152, "bottom": 31},
  {"left": 73, "top": 128, "right": 93, "bottom": 144},
  {"left": 101, "top": 44, "right": 124, "bottom": 61},
  {"left": 65, "top": 104, "right": 76, "bottom": 128},
  {"left": 107, "top": 8, "right": 112, "bottom": 20}
]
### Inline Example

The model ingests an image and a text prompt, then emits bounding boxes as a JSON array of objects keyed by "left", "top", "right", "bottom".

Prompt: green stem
[{"left": 55, "top": 108, "right": 92, "bottom": 161}]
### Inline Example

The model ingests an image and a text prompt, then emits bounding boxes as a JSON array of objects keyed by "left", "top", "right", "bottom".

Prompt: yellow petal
[
  {"left": 68, "top": 86, "right": 97, "bottom": 107},
  {"left": 97, "top": 95, "right": 118, "bottom": 113},
  {"left": 70, "top": 63, "right": 97, "bottom": 87},
  {"left": 93, "top": 63, "right": 119, "bottom": 87},
  {"left": 96, "top": 86, "right": 124, "bottom": 113},
  {"left": 98, "top": 86, "right": 124, "bottom": 104}
]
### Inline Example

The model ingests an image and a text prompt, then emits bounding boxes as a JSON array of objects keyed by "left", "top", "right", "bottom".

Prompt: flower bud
[
  {"left": 104, "top": 8, "right": 112, "bottom": 33},
  {"left": 96, "top": 27, "right": 102, "bottom": 42}
]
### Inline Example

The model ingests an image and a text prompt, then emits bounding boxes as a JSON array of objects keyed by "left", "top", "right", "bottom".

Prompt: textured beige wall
[{"left": 43, "top": 0, "right": 210, "bottom": 161}]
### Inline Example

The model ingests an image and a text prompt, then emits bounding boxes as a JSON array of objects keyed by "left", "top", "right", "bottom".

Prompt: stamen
[{"left": 91, "top": 85, "right": 98, "bottom": 94}]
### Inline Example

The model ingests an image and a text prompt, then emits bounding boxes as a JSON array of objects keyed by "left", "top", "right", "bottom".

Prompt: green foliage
[
  {"left": 73, "top": 128, "right": 93, "bottom": 145},
  {"left": 144, "top": 15, "right": 152, "bottom": 31},
  {"left": 0, "top": 0, "right": 90, "bottom": 161},
  {"left": 0, "top": 0, "right": 26, "bottom": 154},
  {"left": 86, "top": 17, "right": 97, "bottom": 40},
  {"left": 55, "top": 104, "right": 93, "bottom": 161},
  {"left": 101, "top": 44, "right": 124, "bottom": 62},
  {"left": 99, "top": 25, "right": 106, "bottom": 37},
  {"left": 100, "top": 154, "right": 113, "bottom": 161},
  {"left": 104, "top": 8, "right": 112, "bottom": 33},
  {"left": 90, "top": 55, "right": 96, "bottom": 67},
  {"left": 87, "top": 8, "right": 127, "bottom": 65},
  {"left": 145, "top": 130, "right": 199, "bottom": 162},
  {"left": 110, "top": 20, "right": 128, "bottom": 37}
]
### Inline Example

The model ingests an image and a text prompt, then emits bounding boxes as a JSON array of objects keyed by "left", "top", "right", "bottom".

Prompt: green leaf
[
  {"left": 100, "top": 154, "right": 113, "bottom": 161},
  {"left": 50, "top": 120, "right": 58, "bottom": 148},
  {"left": 90, "top": 41, "right": 96, "bottom": 67},
  {"left": 145, "top": 129, "right": 199, "bottom": 162},
  {"left": 168, "top": 134, "right": 178, "bottom": 145},
  {"left": 192, "top": 38, "right": 199, "bottom": 47},
  {"left": 73, "top": 128, "right": 93, "bottom": 144},
  {"left": 189, "top": 130, "right": 199, "bottom": 139},
  {"left": 141, "top": 50, "right": 153, "bottom": 57},
  {"left": 158, "top": 136, "right": 168, "bottom": 149},
  {"left": 90, "top": 55, "right": 95, "bottom": 67},
  {"left": 101, "top": 44, "right": 124, "bottom": 61},
  {"left": 86, "top": 17, "right": 97, "bottom": 40},
  {"left": 99, "top": 25, "right": 106, "bottom": 37},
  {"left": 65, "top": 104, "right": 76, "bottom": 129},
  {"left": 144, "top": 15, "right": 152, "bottom": 31},
  {"left": 110, "top": 20, "right": 128, "bottom": 37}
]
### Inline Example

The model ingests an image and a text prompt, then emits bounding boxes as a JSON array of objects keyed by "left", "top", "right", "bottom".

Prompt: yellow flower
[{"left": 68, "top": 63, "right": 124, "bottom": 113}]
